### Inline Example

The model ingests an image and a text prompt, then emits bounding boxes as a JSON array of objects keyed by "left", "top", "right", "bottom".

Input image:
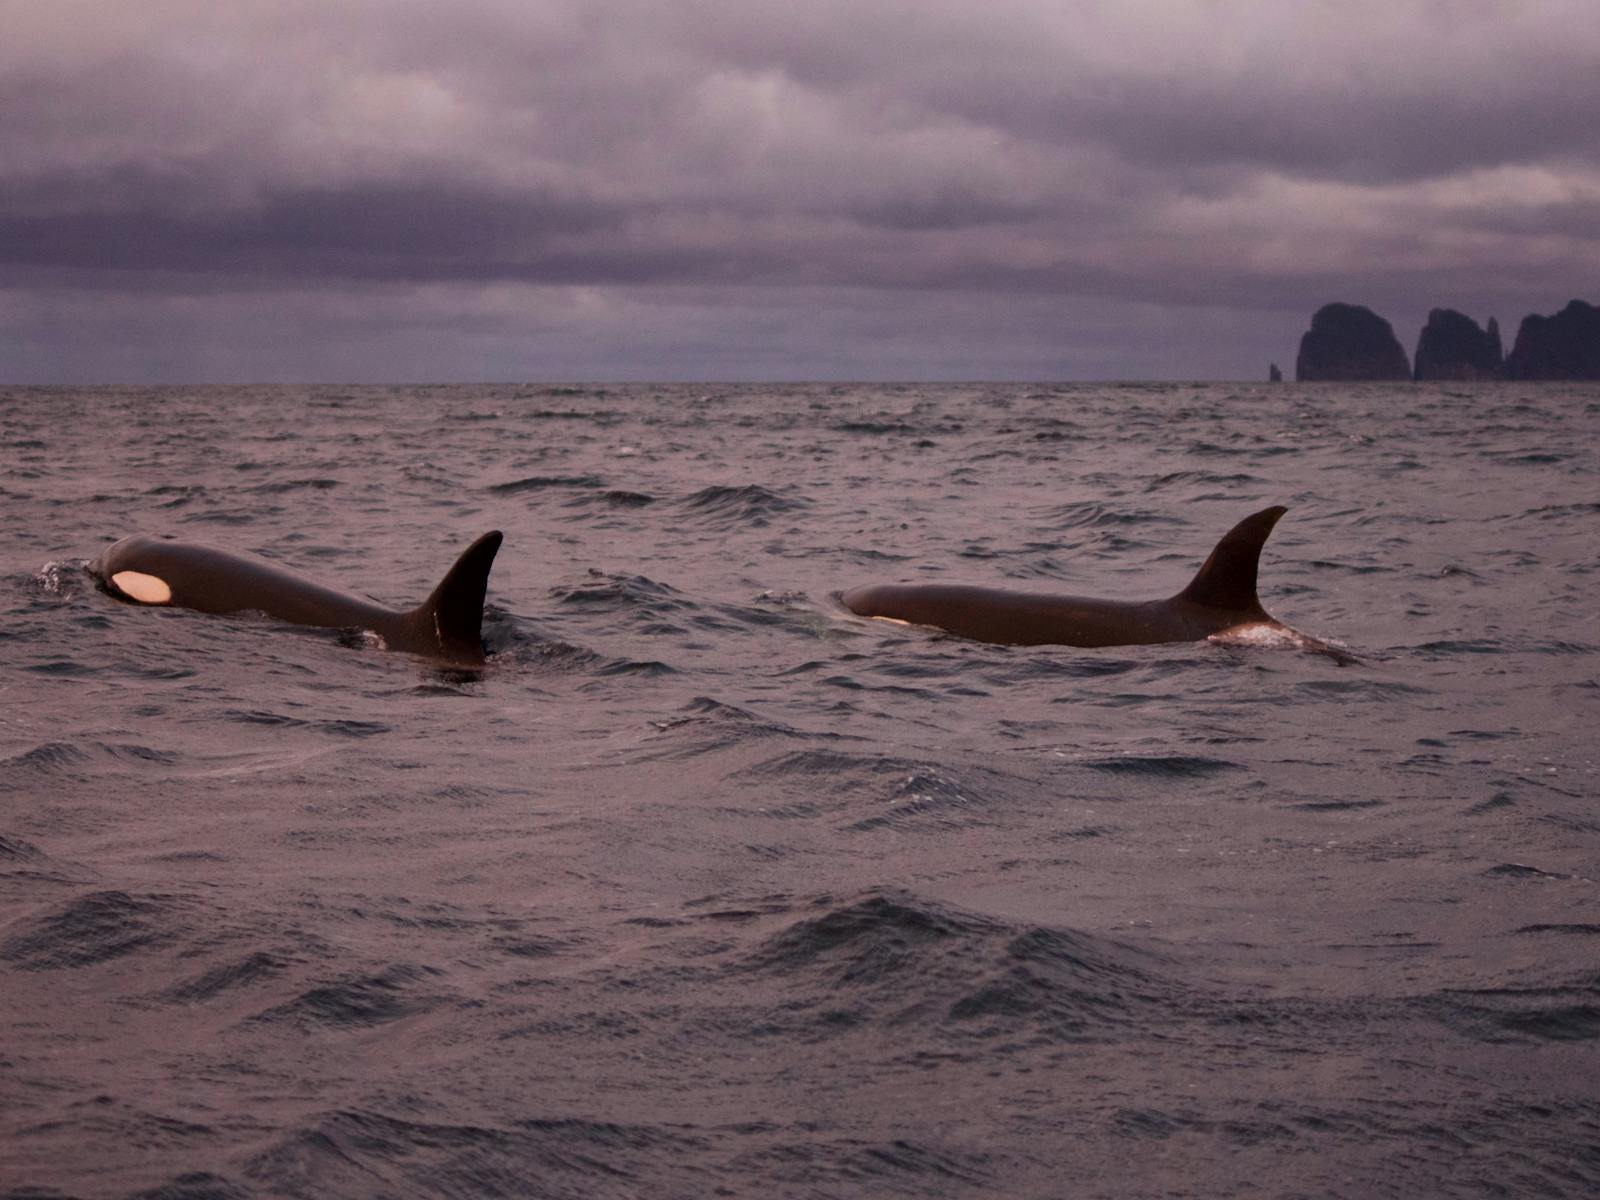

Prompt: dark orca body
[
  {"left": 844, "top": 506, "right": 1303, "bottom": 648},
  {"left": 91, "top": 530, "right": 503, "bottom": 664}
]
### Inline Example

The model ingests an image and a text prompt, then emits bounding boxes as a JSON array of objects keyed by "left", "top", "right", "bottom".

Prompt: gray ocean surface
[{"left": 3, "top": 382, "right": 1597, "bottom": 1199}]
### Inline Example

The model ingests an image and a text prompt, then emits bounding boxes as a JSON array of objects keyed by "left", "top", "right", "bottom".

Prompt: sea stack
[
  {"left": 1413, "top": 309, "right": 1503, "bottom": 380},
  {"left": 1295, "top": 303, "right": 1411, "bottom": 381},
  {"left": 1269, "top": 362, "right": 1282, "bottom": 382},
  {"left": 1504, "top": 300, "right": 1600, "bottom": 380}
]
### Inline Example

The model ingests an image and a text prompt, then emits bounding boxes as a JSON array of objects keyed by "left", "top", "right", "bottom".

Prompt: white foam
[
  {"left": 36, "top": 560, "right": 77, "bottom": 596},
  {"left": 1209, "top": 622, "right": 1295, "bottom": 648},
  {"left": 1209, "top": 622, "right": 1343, "bottom": 653},
  {"left": 111, "top": 570, "right": 172, "bottom": 605}
]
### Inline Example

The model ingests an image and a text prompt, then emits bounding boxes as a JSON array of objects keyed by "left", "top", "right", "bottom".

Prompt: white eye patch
[{"left": 111, "top": 570, "right": 173, "bottom": 604}]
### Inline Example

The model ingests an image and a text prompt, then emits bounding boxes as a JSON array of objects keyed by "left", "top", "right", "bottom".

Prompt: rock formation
[
  {"left": 1504, "top": 300, "right": 1600, "bottom": 380},
  {"left": 1295, "top": 303, "right": 1411, "bottom": 381},
  {"left": 1413, "top": 308, "right": 1503, "bottom": 380},
  {"left": 1269, "top": 362, "right": 1282, "bottom": 382}
]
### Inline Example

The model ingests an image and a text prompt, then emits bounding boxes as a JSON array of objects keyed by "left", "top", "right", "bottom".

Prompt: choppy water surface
[{"left": 3, "top": 382, "right": 1597, "bottom": 1199}]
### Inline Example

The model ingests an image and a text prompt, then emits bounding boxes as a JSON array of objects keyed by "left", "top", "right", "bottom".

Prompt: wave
[
  {"left": 242, "top": 478, "right": 342, "bottom": 495},
  {"left": 1, "top": 740, "right": 178, "bottom": 776},
  {"left": 220, "top": 710, "right": 393, "bottom": 738},
  {"left": 1032, "top": 501, "right": 1185, "bottom": 529},
  {"left": 551, "top": 571, "right": 688, "bottom": 615},
  {"left": 681, "top": 484, "right": 809, "bottom": 527},
  {"left": 626, "top": 696, "right": 810, "bottom": 762},
  {"left": 1077, "top": 753, "right": 1241, "bottom": 779},
  {"left": 144, "top": 483, "right": 210, "bottom": 507},
  {"left": 250, "top": 963, "right": 449, "bottom": 1030},
  {"left": 562, "top": 488, "right": 657, "bottom": 509},
  {"left": 1422, "top": 981, "right": 1600, "bottom": 1043},
  {"left": 488, "top": 473, "right": 605, "bottom": 495},
  {"left": 0, "top": 890, "right": 186, "bottom": 970},
  {"left": 164, "top": 950, "right": 293, "bottom": 1003},
  {"left": 1143, "top": 470, "right": 1263, "bottom": 492},
  {"left": 241, "top": 1109, "right": 703, "bottom": 1200},
  {"left": 742, "top": 889, "right": 1175, "bottom": 1043},
  {"left": 0, "top": 832, "right": 46, "bottom": 862}
]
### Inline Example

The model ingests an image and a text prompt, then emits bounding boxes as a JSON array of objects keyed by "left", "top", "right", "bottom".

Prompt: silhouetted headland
[
  {"left": 1295, "top": 303, "right": 1411, "bottom": 381},
  {"left": 1414, "top": 309, "right": 1502, "bottom": 380},
  {"left": 1292, "top": 299, "right": 1598, "bottom": 381},
  {"left": 1505, "top": 300, "right": 1600, "bottom": 380}
]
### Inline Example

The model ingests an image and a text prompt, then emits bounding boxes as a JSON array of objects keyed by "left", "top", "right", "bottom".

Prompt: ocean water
[{"left": 2, "top": 382, "right": 1597, "bottom": 1199}]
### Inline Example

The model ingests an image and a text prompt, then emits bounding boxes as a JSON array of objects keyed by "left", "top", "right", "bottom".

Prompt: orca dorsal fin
[
  {"left": 411, "top": 530, "right": 503, "bottom": 663},
  {"left": 1176, "top": 506, "right": 1287, "bottom": 613}
]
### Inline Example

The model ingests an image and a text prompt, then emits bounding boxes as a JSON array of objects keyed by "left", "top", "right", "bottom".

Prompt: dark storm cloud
[
  {"left": 3, "top": 0, "right": 1598, "bottom": 379},
  {"left": 1, "top": 175, "right": 628, "bottom": 278}
]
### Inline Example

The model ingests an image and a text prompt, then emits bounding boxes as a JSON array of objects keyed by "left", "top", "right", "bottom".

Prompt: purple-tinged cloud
[{"left": 3, "top": 0, "right": 1597, "bottom": 379}]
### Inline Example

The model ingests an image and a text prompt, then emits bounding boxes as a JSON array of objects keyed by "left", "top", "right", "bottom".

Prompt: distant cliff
[
  {"left": 1295, "top": 303, "right": 1411, "bottom": 381},
  {"left": 1504, "top": 300, "right": 1600, "bottom": 380},
  {"left": 1413, "top": 309, "right": 1502, "bottom": 380}
]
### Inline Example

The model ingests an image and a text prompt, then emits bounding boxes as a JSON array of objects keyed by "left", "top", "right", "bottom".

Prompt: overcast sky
[{"left": 4, "top": 0, "right": 1597, "bottom": 382}]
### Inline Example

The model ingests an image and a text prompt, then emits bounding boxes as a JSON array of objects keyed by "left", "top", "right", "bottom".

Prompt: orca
[
  {"left": 843, "top": 506, "right": 1323, "bottom": 650},
  {"left": 91, "top": 530, "right": 503, "bottom": 664}
]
